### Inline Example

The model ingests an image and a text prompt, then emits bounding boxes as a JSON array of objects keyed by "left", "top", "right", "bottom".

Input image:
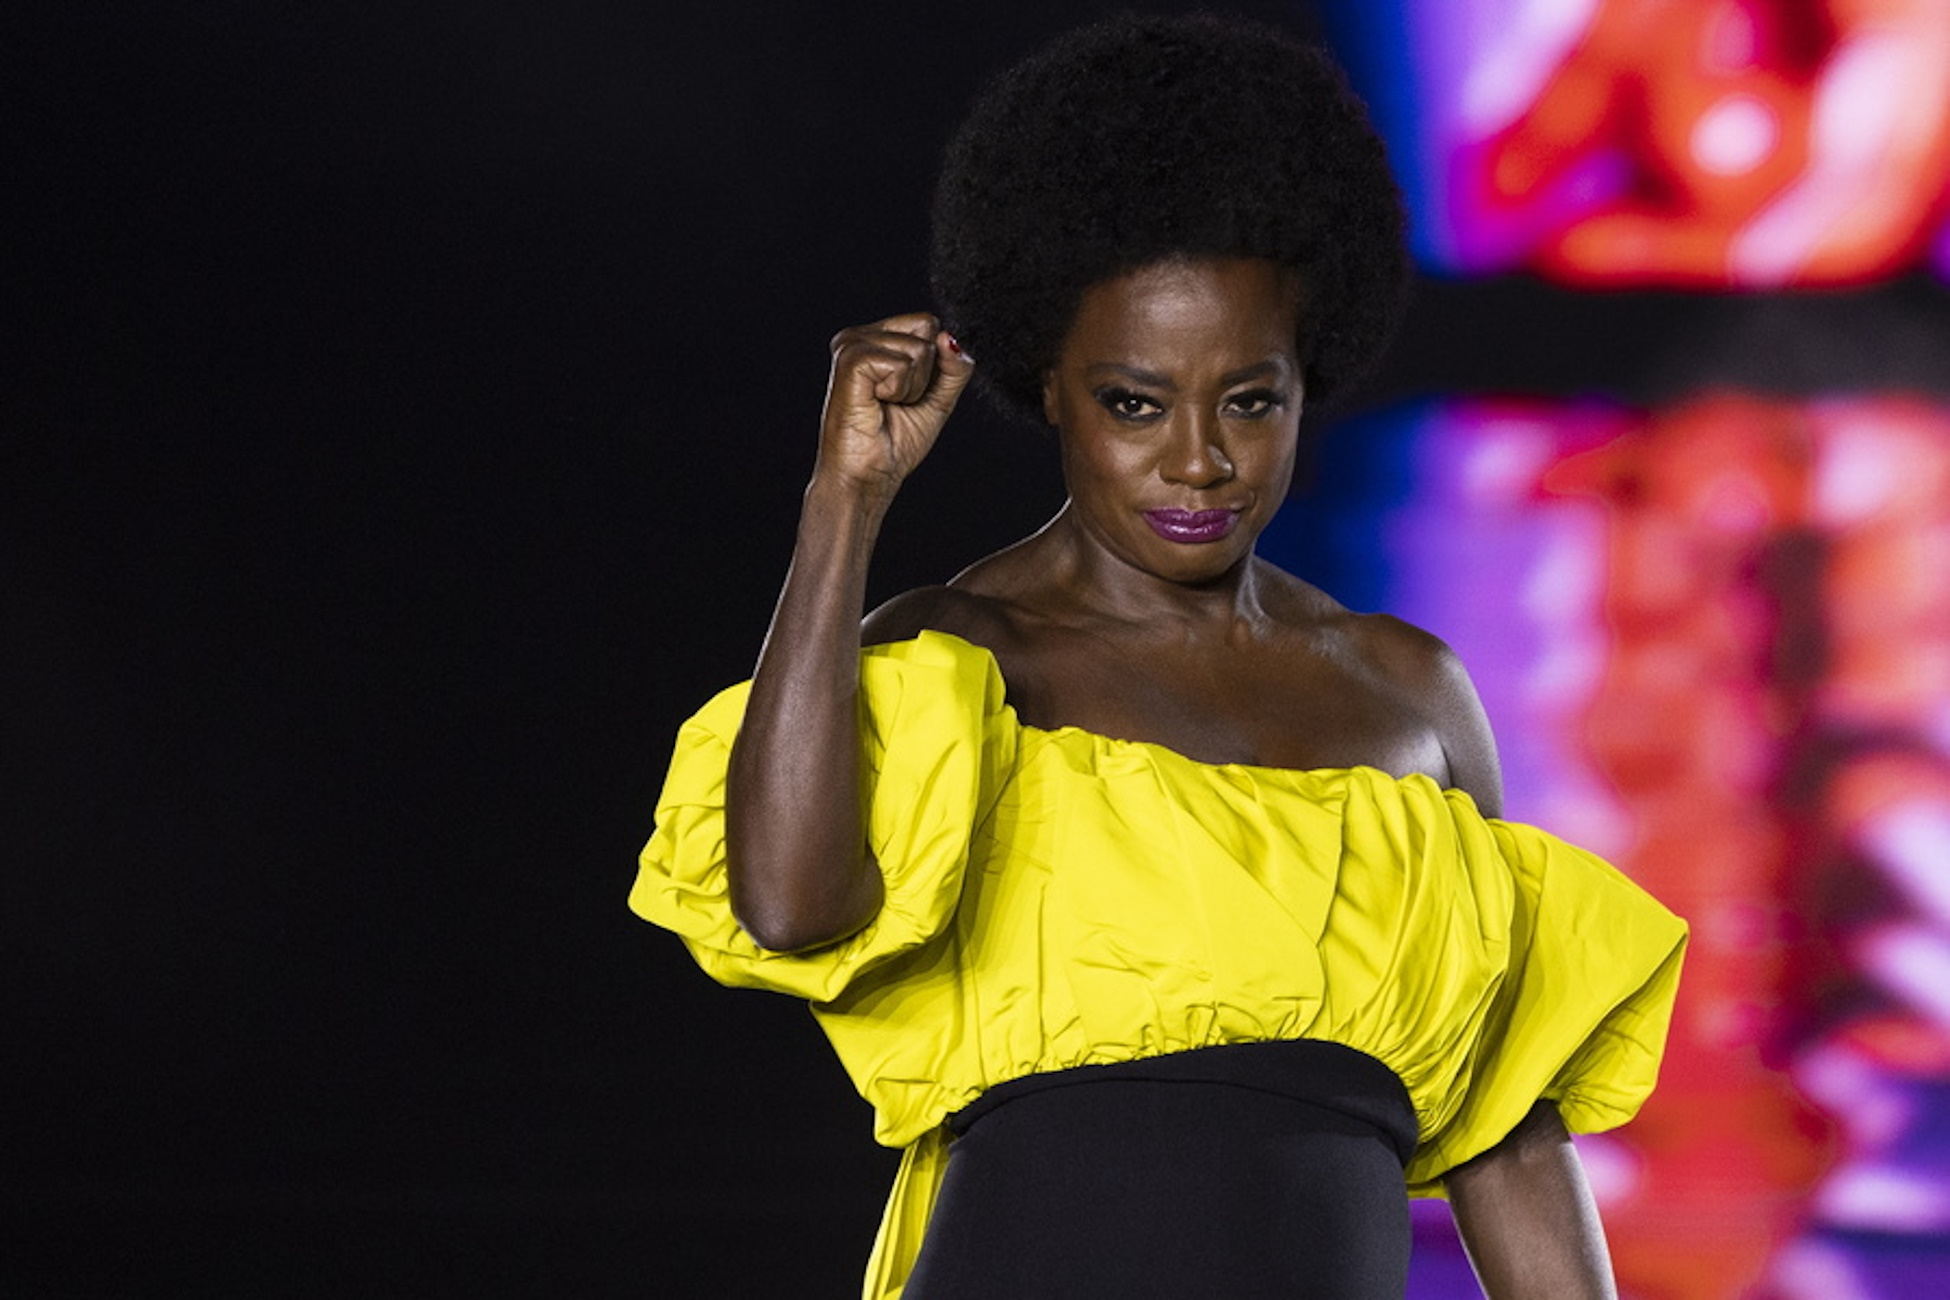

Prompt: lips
[{"left": 1143, "top": 508, "right": 1241, "bottom": 544}]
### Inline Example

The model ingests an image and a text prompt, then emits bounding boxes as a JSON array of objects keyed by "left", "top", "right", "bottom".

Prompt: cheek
[
  {"left": 1241, "top": 426, "right": 1301, "bottom": 495},
  {"left": 1059, "top": 416, "right": 1141, "bottom": 480}
]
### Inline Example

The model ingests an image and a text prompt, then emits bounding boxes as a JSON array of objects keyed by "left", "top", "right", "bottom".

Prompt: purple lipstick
[{"left": 1143, "top": 508, "right": 1240, "bottom": 543}]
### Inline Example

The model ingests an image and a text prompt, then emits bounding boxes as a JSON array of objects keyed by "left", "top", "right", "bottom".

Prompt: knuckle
[{"left": 834, "top": 340, "right": 893, "bottom": 373}]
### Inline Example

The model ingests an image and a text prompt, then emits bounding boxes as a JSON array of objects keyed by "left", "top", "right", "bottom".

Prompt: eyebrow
[{"left": 1084, "top": 359, "right": 1289, "bottom": 389}]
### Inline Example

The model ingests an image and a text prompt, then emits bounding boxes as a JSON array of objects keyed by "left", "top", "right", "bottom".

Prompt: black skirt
[{"left": 903, "top": 1040, "right": 1419, "bottom": 1299}]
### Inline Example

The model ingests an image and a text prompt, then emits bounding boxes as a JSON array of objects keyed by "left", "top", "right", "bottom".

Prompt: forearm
[
  {"left": 724, "top": 473, "right": 891, "bottom": 952},
  {"left": 1448, "top": 1102, "right": 1618, "bottom": 1300}
]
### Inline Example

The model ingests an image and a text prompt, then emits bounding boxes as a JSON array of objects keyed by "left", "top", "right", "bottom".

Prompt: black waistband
[{"left": 946, "top": 1039, "right": 1419, "bottom": 1166}]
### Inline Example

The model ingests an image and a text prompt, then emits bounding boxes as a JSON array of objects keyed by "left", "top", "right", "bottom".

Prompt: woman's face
[{"left": 1041, "top": 256, "right": 1306, "bottom": 587}]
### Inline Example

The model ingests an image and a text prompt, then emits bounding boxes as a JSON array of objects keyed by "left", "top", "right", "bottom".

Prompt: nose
[{"left": 1162, "top": 410, "right": 1235, "bottom": 487}]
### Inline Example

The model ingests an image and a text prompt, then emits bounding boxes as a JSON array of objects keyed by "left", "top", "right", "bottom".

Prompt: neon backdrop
[
  {"left": 1287, "top": 4, "right": 1950, "bottom": 1292},
  {"left": 1326, "top": 0, "right": 1950, "bottom": 287},
  {"left": 1267, "top": 393, "right": 1950, "bottom": 1297}
]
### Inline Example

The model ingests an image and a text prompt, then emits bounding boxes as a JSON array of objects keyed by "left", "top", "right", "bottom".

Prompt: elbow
[
  {"left": 725, "top": 845, "right": 883, "bottom": 954},
  {"left": 723, "top": 764, "right": 880, "bottom": 952},
  {"left": 729, "top": 887, "right": 823, "bottom": 953},
  {"left": 731, "top": 897, "right": 864, "bottom": 955}
]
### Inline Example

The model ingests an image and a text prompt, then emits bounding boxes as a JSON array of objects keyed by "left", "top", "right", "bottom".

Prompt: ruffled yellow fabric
[
  {"left": 634, "top": 631, "right": 1017, "bottom": 1004},
  {"left": 632, "top": 630, "right": 1688, "bottom": 1298}
]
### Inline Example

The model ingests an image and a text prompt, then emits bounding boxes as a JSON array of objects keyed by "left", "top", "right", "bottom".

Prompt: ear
[{"left": 1040, "top": 368, "right": 1060, "bottom": 426}]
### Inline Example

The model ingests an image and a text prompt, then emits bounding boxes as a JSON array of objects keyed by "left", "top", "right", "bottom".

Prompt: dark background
[{"left": 13, "top": 2, "right": 1950, "bottom": 1296}]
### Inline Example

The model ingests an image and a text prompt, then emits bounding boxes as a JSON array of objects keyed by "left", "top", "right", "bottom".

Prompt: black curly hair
[{"left": 929, "top": 11, "right": 1408, "bottom": 423}]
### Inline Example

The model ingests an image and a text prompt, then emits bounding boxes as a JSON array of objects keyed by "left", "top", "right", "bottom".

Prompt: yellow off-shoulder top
[{"left": 631, "top": 631, "right": 1688, "bottom": 1299}]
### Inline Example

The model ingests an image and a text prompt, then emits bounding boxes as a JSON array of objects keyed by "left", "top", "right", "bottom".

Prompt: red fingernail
[{"left": 945, "top": 333, "right": 963, "bottom": 356}]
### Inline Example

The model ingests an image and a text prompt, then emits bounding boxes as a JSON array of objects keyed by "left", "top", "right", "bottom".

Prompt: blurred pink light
[{"left": 1408, "top": 0, "right": 1950, "bottom": 285}]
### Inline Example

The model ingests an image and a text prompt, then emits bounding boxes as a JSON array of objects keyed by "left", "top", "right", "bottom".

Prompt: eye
[
  {"left": 1224, "top": 388, "right": 1285, "bottom": 418},
  {"left": 1095, "top": 387, "right": 1163, "bottom": 422}
]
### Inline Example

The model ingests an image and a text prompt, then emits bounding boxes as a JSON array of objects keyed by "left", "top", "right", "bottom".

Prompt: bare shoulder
[
  {"left": 1341, "top": 611, "right": 1469, "bottom": 697},
  {"left": 1260, "top": 570, "right": 1476, "bottom": 717},
  {"left": 1259, "top": 565, "right": 1505, "bottom": 813},
  {"left": 1345, "top": 611, "right": 1504, "bottom": 816},
  {"left": 861, "top": 529, "right": 1056, "bottom": 643},
  {"left": 859, "top": 583, "right": 1016, "bottom": 649}
]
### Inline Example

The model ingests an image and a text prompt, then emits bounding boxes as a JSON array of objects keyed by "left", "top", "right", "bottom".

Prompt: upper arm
[
  {"left": 1367, "top": 615, "right": 1504, "bottom": 817},
  {"left": 1424, "top": 635, "right": 1503, "bottom": 818}
]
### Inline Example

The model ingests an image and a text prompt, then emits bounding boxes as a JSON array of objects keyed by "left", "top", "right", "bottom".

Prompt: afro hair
[{"left": 929, "top": 12, "right": 1409, "bottom": 423}]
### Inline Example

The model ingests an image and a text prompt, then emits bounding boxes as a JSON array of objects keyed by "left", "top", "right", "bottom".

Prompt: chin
[{"left": 1145, "top": 539, "right": 1254, "bottom": 582}]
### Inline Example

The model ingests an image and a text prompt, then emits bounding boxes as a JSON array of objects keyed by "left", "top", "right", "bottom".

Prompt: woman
[{"left": 634, "top": 14, "right": 1687, "bottom": 1298}]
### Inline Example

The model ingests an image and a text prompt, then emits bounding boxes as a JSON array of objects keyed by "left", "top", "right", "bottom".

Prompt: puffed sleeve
[
  {"left": 630, "top": 631, "right": 1017, "bottom": 1004},
  {"left": 1404, "top": 814, "right": 1689, "bottom": 1195}
]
